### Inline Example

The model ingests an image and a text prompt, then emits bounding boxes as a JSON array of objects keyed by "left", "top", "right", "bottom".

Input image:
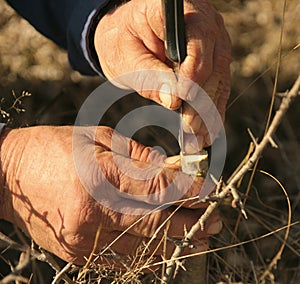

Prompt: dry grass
[{"left": 1, "top": 0, "right": 300, "bottom": 283}]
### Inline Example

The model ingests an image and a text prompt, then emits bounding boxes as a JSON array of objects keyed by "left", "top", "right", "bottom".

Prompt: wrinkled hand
[
  {"left": 0, "top": 126, "right": 221, "bottom": 266},
  {"left": 95, "top": 0, "right": 231, "bottom": 152}
]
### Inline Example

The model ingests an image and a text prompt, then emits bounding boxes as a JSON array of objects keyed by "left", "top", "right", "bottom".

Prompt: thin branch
[
  {"left": 147, "top": 222, "right": 298, "bottom": 270},
  {"left": 0, "top": 232, "right": 74, "bottom": 284},
  {"left": 51, "top": 261, "right": 74, "bottom": 284},
  {"left": 0, "top": 250, "right": 31, "bottom": 284},
  {"left": 39, "top": 248, "right": 74, "bottom": 284},
  {"left": 223, "top": 75, "right": 300, "bottom": 201},
  {"left": 162, "top": 75, "right": 300, "bottom": 282}
]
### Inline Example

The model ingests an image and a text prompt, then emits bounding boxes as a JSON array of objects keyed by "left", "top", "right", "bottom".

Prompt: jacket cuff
[{"left": 68, "top": 0, "right": 123, "bottom": 77}]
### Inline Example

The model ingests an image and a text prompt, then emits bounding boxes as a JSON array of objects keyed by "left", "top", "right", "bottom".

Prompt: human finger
[
  {"left": 93, "top": 126, "right": 207, "bottom": 202},
  {"left": 94, "top": 0, "right": 182, "bottom": 110},
  {"left": 178, "top": 1, "right": 218, "bottom": 87}
]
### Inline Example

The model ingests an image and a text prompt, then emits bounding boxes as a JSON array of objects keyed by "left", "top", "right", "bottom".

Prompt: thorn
[
  {"left": 230, "top": 185, "right": 248, "bottom": 218},
  {"left": 239, "top": 200, "right": 248, "bottom": 219},
  {"left": 190, "top": 195, "right": 219, "bottom": 207},
  {"left": 210, "top": 174, "right": 219, "bottom": 185},
  {"left": 166, "top": 237, "right": 191, "bottom": 248},
  {"left": 247, "top": 128, "right": 258, "bottom": 146},
  {"left": 176, "top": 260, "right": 186, "bottom": 271},
  {"left": 268, "top": 136, "right": 278, "bottom": 148},
  {"left": 241, "top": 207, "right": 248, "bottom": 220},
  {"left": 232, "top": 198, "right": 248, "bottom": 219},
  {"left": 216, "top": 177, "right": 223, "bottom": 194},
  {"left": 199, "top": 219, "right": 205, "bottom": 231},
  {"left": 276, "top": 90, "right": 289, "bottom": 98},
  {"left": 184, "top": 224, "right": 188, "bottom": 236},
  {"left": 173, "top": 260, "right": 186, "bottom": 279},
  {"left": 190, "top": 199, "right": 203, "bottom": 207}
]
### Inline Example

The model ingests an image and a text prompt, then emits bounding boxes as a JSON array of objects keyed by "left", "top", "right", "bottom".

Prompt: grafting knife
[{"left": 162, "top": 0, "right": 208, "bottom": 177}]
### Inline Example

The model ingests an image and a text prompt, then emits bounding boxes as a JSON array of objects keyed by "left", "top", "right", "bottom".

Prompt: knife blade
[{"left": 162, "top": 0, "right": 208, "bottom": 177}]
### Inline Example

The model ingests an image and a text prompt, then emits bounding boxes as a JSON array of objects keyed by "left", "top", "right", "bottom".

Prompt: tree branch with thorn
[{"left": 162, "top": 75, "right": 300, "bottom": 282}]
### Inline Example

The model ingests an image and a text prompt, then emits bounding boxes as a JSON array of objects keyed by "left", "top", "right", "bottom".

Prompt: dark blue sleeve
[{"left": 6, "top": 0, "right": 110, "bottom": 76}]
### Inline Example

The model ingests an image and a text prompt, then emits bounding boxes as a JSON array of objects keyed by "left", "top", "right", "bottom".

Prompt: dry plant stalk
[
  {"left": 162, "top": 75, "right": 300, "bottom": 283},
  {"left": 0, "top": 91, "right": 31, "bottom": 117},
  {"left": 257, "top": 170, "right": 292, "bottom": 282},
  {"left": 0, "top": 232, "right": 74, "bottom": 284}
]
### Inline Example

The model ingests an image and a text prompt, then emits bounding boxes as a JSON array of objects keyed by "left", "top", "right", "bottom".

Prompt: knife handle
[{"left": 162, "top": 0, "right": 186, "bottom": 63}]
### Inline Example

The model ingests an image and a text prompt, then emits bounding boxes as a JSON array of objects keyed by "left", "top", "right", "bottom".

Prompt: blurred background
[{"left": 0, "top": 0, "right": 299, "bottom": 283}]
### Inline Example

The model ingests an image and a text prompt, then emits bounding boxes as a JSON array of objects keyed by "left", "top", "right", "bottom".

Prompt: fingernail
[
  {"left": 159, "top": 83, "right": 172, "bottom": 108},
  {"left": 185, "top": 82, "right": 198, "bottom": 101},
  {"left": 207, "top": 220, "right": 223, "bottom": 235},
  {"left": 191, "top": 115, "right": 203, "bottom": 134}
]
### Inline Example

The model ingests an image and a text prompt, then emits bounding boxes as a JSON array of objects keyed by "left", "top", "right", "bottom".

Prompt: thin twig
[
  {"left": 146, "top": 222, "right": 298, "bottom": 269},
  {"left": 225, "top": 75, "right": 300, "bottom": 192},
  {"left": 0, "top": 232, "right": 74, "bottom": 284},
  {"left": 39, "top": 248, "right": 74, "bottom": 284},
  {"left": 51, "top": 261, "right": 74, "bottom": 284},
  {"left": 0, "top": 249, "right": 31, "bottom": 284},
  {"left": 77, "top": 224, "right": 102, "bottom": 280},
  {"left": 258, "top": 170, "right": 292, "bottom": 282}
]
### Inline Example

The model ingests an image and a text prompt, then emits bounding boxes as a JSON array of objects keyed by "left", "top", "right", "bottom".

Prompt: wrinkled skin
[
  {"left": 0, "top": 126, "right": 222, "bottom": 266},
  {"left": 95, "top": 0, "right": 231, "bottom": 152}
]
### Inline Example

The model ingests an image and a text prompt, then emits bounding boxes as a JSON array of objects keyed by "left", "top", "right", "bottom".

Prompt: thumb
[
  {"left": 120, "top": 0, "right": 182, "bottom": 110},
  {"left": 110, "top": 62, "right": 182, "bottom": 111}
]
